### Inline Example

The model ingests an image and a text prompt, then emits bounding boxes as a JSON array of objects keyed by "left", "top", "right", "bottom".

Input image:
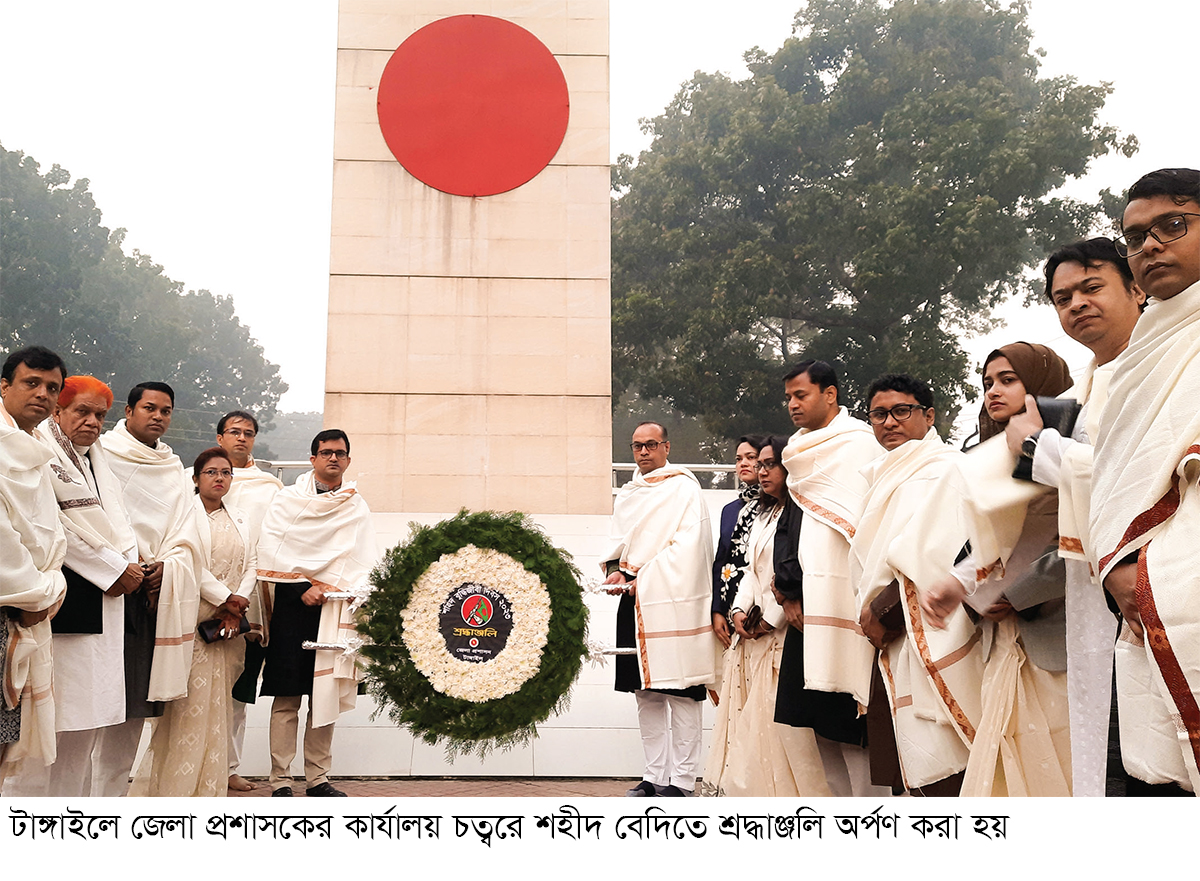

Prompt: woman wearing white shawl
[
  {"left": 927, "top": 342, "right": 1075, "bottom": 796},
  {"left": 132, "top": 448, "right": 260, "bottom": 797},
  {"left": 704, "top": 436, "right": 830, "bottom": 797}
]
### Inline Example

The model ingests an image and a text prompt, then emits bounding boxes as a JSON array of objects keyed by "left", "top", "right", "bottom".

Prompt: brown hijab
[{"left": 977, "top": 341, "right": 1073, "bottom": 441}]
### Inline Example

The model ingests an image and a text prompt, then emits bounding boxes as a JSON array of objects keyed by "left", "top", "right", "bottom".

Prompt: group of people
[
  {"left": 605, "top": 167, "right": 1200, "bottom": 798},
  {"left": 0, "top": 359, "right": 378, "bottom": 796}
]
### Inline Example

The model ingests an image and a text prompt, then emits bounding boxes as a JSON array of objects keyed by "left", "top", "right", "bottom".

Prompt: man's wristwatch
[{"left": 1012, "top": 429, "right": 1043, "bottom": 481}]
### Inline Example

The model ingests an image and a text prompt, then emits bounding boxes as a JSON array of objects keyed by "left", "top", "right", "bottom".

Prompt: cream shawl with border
[
  {"left": 852, "top": 428, "right": 983, "bottom": 788},
  {"left": 781, "top": 407, "right": 880, "bottom": 705},
  {"left": 1091, "top": 279, "right": 1200, "bottom": 793},
  {"left": 256, "top": 471, "right": 379, "bottom": 728},
  {"left": 225, "top": 460, "right": 283, "bottom": 523},
  {"left": 0, "top": 409, "right": 66, "bottom": 769},
  {"left": 101, "top": 420, "right": 202, "bottom": 702},
  {"left": 604, "top": 463, "right": 716, "bottom": 690}
]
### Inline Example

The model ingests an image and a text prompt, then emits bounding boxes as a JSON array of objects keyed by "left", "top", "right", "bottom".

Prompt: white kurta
[
  {"left": 603, "top": 463, "right": 716, "bottom": 690},
  {"left": 1030, "top": 361, "right": 1121, "bottom": 797},
  {"left": 256, "top": 471, "right": 378, "bottom": 728},
  {"left": 101, "top": 420, "right": 203, "bottom": 702},
  {"left": 39, "top": 421, "right": 138, "bottom": 732}
]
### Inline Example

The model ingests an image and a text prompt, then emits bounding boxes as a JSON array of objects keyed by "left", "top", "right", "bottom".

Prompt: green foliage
[
  {"left": 0, "top": 144, "right": 288, "bottom": 462},
  {"left": 612, "top": 0, "right": 1136, "bottom": 439},
  {"left": 359, "top": 510, "right": 589, "bottom": 758}
]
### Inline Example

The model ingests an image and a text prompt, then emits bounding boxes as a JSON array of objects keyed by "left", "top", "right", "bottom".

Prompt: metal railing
[{"left": 261, "top": 461, "right": 738, "bottom": 491}]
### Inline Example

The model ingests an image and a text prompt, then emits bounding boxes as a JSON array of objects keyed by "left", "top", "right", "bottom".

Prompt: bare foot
[{"left": 228, "top": 774, "right": 256, "bottom": 792}]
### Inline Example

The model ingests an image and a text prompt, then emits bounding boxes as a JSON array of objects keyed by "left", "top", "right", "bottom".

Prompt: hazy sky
[{"left": 2, "top": 0, "right": 1196, "bottom": 419}]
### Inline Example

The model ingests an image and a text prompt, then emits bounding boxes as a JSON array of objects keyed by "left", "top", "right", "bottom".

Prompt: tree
[
  {"left": 0, "top": 144, "right": 289, "bottom": 462},
  {"left": 611, "top": 0, "right": 1135, "bottom": 439}
]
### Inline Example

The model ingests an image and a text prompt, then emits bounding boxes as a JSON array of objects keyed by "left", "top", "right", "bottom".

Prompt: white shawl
[
  {"left": 101, "top": 419, "right": 202, "bottom": 702},
  {"left": 257, "top": 471, "right": 379, "bottom": 727},
  {"left": 852, "top": 429, "right": 984, "bottom": 788},
  {"left": 1091, "top": 279, "right": 1200, "bottom": 793},
  {"left": 604, "top": 463, "right": 716, "bottom": 690},
  {"left": 0, "top": 409, "right": 66, "bottom": 768},
  {"left": 40, "top": 420, "right": 137, "bottom": 733},
  {"left": 225, "top": 460, "right": 283, "bottom": 523},
  {"left": 781, "top": 407, "right": 880, "bottom": 705}
]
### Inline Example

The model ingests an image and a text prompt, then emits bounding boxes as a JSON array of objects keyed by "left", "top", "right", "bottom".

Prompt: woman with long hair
[{"left": 703, "top": 435, "right": 830, "bottom": 796}]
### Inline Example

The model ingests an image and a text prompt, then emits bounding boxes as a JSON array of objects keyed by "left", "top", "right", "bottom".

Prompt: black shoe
[
  {"left": 625, "top": 780, "right": 656, "bottom": 797},
  {"left": 658, "top": 784, "right": 691, "bottom": 797},
  {"left": 306, "top": 781, "right": 348, "bottom": 797},
  {"left": 271, "top": 787, "right": 293, "bottom": 797}
]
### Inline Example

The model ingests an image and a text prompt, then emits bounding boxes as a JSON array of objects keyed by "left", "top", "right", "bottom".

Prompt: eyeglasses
[
  {"left": 630, "top": 441, "right": 662, "bottom": 452},
  {"left": 866, "top": 404, "right": 928, "bottom": 425},
  {"left": 200, "top": 469, "right": 233, "bottom": 479},
  {"left": 1116, "top": 213, "right": 1200, "bottom": 257},
  {"left": 315, "top": 450, "right": 349, "bottom": 460},
  {"left": 753, "top": 459, "right": 780, "bottom": 473},
  {"left": 220, "top": 428, "right": 256, "bottom": 438}
]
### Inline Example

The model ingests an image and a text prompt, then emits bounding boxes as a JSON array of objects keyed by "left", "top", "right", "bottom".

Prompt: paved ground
[{"left": 230, "top": 777, "right": 637, "bottom": 798}]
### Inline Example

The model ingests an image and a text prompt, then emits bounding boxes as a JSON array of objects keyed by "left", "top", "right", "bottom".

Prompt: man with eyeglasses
[
  {"left": 773, "top": 360, "right": 887, "bottom": 797},
  {"left": 604, "top": 422, "right": 715, "bottom": 796},
  {"left": 850, "top": 374, "right": 980, "bottom": 796},
  {"left": 215, "top": 409, "right": 283, "bottom": 793},
  {"left": 100, "top": 381, "right": 205, "bottom": 794},
  {"left": 257, "top": 429, "right": 379, "bottom": 797},
  {"left": 973, "top": 237, "right": 1145, "bottom": 797},
  {"left": 1089, "top": 168, "right": 1200, "bottom": 795}
]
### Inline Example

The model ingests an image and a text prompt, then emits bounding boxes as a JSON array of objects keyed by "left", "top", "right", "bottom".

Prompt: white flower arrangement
[{"left": 401, "top": 544, "right": 552, "bottom": 703}]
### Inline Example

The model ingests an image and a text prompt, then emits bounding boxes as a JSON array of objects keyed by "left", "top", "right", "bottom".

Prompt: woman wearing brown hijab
[{"left": 954, "top": 341, "right": 1075, "bottom": 796}]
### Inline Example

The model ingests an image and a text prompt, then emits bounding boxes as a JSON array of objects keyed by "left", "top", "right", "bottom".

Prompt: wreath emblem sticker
[{"left": 439, "top": 582, "right": 513, "bottom": 663}]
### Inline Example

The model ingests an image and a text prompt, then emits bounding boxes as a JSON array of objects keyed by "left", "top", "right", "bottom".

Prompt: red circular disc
[{"left": 377, "top": 15, "right": 570, "bottom": 197}]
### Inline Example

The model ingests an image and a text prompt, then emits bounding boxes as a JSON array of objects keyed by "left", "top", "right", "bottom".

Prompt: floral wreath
[{"left": 358, "top": 509, "right": 588, "bottom": 757}]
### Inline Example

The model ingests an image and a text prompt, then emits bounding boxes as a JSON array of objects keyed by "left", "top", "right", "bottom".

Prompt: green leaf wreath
[{"left": 357, "top": 509, "right": 589, "bottom": 757}]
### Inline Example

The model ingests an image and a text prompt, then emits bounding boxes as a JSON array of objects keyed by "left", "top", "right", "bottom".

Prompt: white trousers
[
  {"left": 228, "top": 700, "right": 247, "bottom": 775},
  {"left": 5, "top": 721, "right": 144, "bottom": 797},
  {"left": 635, "top": 690, "right": 703, "bottom": 791},
  {"left": 815, "top": 734, "right": 891, "bottom": 798}
]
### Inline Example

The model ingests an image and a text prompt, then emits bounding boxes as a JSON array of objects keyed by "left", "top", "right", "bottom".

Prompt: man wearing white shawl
[
  {"left": 6, "top": 376, "right": 145, "bottom": 797},
  {"left": 604, "top": 421, "right": 715, "bottom": 797},
  {"left": 0, "top": 347, "right": 69, "bottom": 781},
  {"left": 257, "top": 429, "right": 378, "bottom": 797},
  {"left": 99, "top": 381, "right": 204, "bottom": 794},
  {"left": 774, "top": 360, "right": 886, "bottom": 797},
  {"left": 216, "top": 409, "right": 283, "bottom": 792},
  {"left": 1092, "top": 168, "right": 1200, "bottom": 796},
  {"left": 852, "top": 374, "right": 981, "bottom": 796},
  {"left": 999, "top": 238, "right": 1144, "bottom": 797}
]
